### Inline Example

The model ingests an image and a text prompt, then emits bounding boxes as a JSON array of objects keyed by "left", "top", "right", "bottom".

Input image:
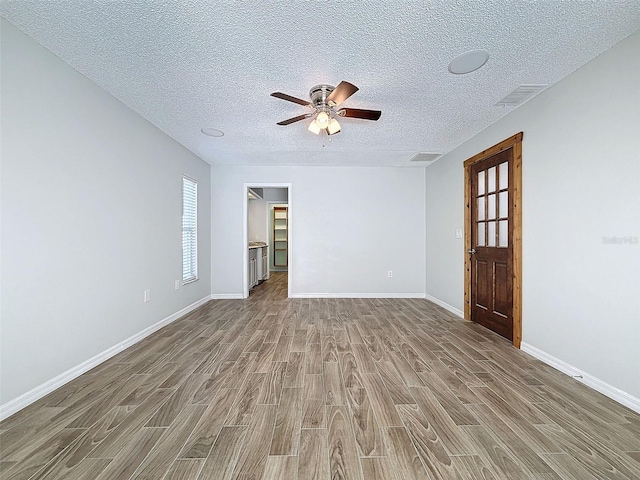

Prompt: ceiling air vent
[
  {"left": 410, "top": 152, "right": 442, "bottom": 162},
  {"left": 495, "top": 84, "right": 548, "bottom": 107}
]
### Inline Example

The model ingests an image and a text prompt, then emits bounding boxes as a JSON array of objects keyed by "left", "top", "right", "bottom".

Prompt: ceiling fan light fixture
[
  {"left": 316, "top": 111, "right": 329, "bottom": 128},
  {"left": 308, "top": 119, "right": 322, "bottom": 135},
  {"left": 327, "top": 118, "right": 341, "bottom": 135}
]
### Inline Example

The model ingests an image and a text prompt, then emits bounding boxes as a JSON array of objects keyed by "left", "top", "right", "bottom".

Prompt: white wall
[
  {"left": 248, "top": 199, "right": 268, "bottom": 242},
  {"left": 426, "top": 31, "right": 640, "bottom": 401},
  {"left": 262, "top": 188, "right": 288, "bottom": 202},
  {"left": 0, "top": 20, "right": 211, "bottom": 408},
  {"left": 212, "top": 166, "right": 426, "bottom": 297}
]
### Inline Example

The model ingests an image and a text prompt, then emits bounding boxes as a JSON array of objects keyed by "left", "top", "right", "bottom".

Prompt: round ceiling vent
[
  {"left": 201, "top": 127, "right": 224, "bottom": 137},
  {"left": 448, "top": 50, "right": 490, "bottom": 75}
]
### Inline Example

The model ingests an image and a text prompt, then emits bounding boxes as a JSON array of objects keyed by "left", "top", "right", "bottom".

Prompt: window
[{"left": 182, "top": 176, "right": 198, "bottom": 284}]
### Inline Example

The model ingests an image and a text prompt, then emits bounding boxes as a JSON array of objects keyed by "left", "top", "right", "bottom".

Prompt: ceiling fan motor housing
[{"left": 309, "top": 84, "right": 336, "bottom": 109}]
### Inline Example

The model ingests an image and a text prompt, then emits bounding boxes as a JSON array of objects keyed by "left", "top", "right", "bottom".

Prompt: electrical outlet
[
  {"left": 144, "top": 290, "right": 150, "bottom": 302},
  {"left": 388, "top": 270, "right": 393, "bottom": 278},
  {"left": 175, "top": 280, "right": 180, "bottom": 290}
]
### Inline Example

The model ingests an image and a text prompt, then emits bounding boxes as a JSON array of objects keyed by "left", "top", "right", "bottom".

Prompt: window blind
[{"left": 182, "top": 176, "right": 198, "bottom": 284}]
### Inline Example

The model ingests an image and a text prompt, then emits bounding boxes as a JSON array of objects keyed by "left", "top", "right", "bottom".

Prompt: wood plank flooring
[{"left": 2, "top": 272, "right": 640, "bottom": 479}]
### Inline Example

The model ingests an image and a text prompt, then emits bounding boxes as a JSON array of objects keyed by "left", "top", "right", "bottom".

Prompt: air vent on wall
[
  {"left": 410, "top": 152, "right": 442, "bottom": 162},
  {"left": 495, "top": 84, "right": 548, "bottom": 107}
]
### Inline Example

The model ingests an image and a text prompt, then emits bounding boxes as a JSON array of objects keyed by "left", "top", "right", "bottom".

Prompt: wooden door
[
  {"left": 470, "top": 149, "right": 513, "bottom": 339},
  {"left": 464, "top": 133, "right": 522, "bottom": 347}
]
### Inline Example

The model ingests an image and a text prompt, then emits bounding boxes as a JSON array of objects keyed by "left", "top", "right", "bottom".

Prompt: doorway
[
  {"left": 268, "top": 203, "right": 289, "bottom": 272},
  {"left": 243, "top": 184, "right": 291, "bottom": 298},
  {"left": 464, "top": 133, "right": 522, "bottom": 347}
]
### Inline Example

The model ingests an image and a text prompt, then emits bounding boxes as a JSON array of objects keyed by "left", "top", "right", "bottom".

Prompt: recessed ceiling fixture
[
  {"left": 270, "top": 81, "right": 381, "bottom": 136},
  {"left": 448, "top": 49, "right": 490, "bottom": 75},
  {"left": 201, "top": 127, "right": 224, "bottom": 137}
]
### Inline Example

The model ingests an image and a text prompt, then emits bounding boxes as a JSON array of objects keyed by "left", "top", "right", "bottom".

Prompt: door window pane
[
  {"left": 499, "top": 162, "right": 508, "bottom": 190},
  {"left": 499, "top": 191, "right": 508, "bottom": 218},
  {"left": 487, "top": 194, "right": 496, "bottom": 220},
  {"left": 477, "top": 171, "right": 485, "bottom": 195},
  {"left": 499, "top": 220, "right": 508, "bottom": 247},
  {"left": 487, "top": 167, "right": 496, "bottom": 192},
  {"left": 487, "top": 221, "right": 496, "bottom": 247},
  {"left": 477, "top": 197, "right": 485, "bottom": 221},
  {"left": 477, "top": 222, "right": 485, "bottom": 246}
]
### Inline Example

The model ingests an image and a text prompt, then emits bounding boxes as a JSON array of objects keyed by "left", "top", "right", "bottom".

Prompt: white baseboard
[
  {"left": 424, "top": 294, "right": 464, "bottom": 318},
  {"left": 210, "top": 293, "right": 244, "bottom": 299},
  {"left": 289, "top": 293, "right": 426, "bottom": 299},
  {"left": 521, "top": 342, "right": 640, "bottom": 414},
  {"left": 0, "top": 295, "right": 212, "bottom": 422}
]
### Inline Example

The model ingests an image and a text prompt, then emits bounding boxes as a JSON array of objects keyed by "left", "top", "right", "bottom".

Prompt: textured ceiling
[{"left": 2, "top": 1, "right": 639, "bottom": 167}]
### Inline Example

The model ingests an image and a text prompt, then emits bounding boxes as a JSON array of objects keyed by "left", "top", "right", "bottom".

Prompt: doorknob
[{"left": 468, "top": 249, "right": 477, "bottom": 254}]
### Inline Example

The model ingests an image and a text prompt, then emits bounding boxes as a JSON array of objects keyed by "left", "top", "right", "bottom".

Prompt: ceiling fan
[{"left": 270, "top": 81, "right": 381, "bottom": 136}]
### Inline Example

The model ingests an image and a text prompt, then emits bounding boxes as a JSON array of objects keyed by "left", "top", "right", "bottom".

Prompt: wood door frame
[{"left": 464, "top": 133, "right": 523, "bottom": 348}]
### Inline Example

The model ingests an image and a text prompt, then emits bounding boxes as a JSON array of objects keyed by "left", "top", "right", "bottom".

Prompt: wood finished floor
[{"left": 2, "top": 272, "right": 640, "bottom": 480}]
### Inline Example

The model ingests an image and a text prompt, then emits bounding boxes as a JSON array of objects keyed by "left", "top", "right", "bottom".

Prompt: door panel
[
  {"left": 475, "top": 259, "right": 490, "bottom": 310},
  {"left": 494, "top": 262, "right": 510, "bottom": 318}
]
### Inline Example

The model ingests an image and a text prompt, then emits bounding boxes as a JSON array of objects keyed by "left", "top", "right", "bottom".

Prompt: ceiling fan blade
[
  {"left": 326, "top": 81, "right": 359, "bottom": 106},
  {"left": 271, "top": 92, "right": 312, "bottom": 106},
  {"left": 338, "top": 108, "right": 382, "bottom": 121},
  {"left": 277, "top": 114, "right": 311, "bottom": 126}
]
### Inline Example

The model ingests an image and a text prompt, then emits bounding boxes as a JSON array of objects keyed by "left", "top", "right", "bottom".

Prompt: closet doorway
[{"left": 270, "top": 204, "right": 288, "bottom": 272}]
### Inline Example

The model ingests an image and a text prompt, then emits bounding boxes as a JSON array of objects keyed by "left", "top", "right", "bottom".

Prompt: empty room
[{"left": 1, "top": 2, "right": 639, "bottom": 479}]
